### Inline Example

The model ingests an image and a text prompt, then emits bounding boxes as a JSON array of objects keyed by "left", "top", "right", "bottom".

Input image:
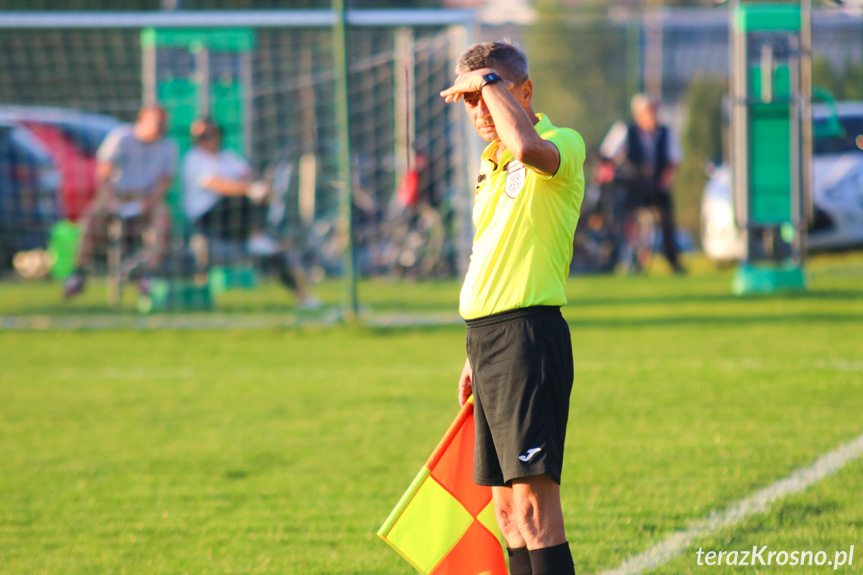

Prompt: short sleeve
[
  {"left": 599, "top": 120, "right": 629, "bottom": 162},
  {"left": 666, "top": 127, "right": 684, "bottom": 165},
  {"left": 224, "top": 150, "right": 252, "bottom": 179},
  {"left": 96, "top": 127, "right": 126, "bottom": 165},
  {"left": 540, "top": 127, "right": 585, "bottom": 182},
  {"left": 182, "top": 150, "right": 204, "bottom": 187},
  {"left": 161, "top": 140, "right": 179, "bottom": 177},
  {"left": 181, "top": 149, "right": 218, "bottom": 221}
]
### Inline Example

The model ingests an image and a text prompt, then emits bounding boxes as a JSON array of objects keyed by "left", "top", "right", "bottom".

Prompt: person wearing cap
[{"left": 181, "top": 117, "right": 317, "bottom": 308}]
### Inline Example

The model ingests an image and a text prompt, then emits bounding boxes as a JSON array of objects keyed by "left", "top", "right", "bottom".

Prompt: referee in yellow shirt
[{"left": 441, "top": 41, "right": 585, "bottom": 575}]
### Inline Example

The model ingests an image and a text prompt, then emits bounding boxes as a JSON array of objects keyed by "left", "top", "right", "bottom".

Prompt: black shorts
[{"left": 465, "top": 306, "right": 574, "bottom": 487}]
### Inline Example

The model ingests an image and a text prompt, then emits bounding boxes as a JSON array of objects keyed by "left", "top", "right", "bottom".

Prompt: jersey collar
[
  {"left": 533, "top": 112, "right": 552, "bottom": 135},
  {"left": 480, "top": 113, "right": 553, "bottom": 168}
]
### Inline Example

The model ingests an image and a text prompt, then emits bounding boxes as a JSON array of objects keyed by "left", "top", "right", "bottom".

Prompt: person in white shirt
[
  {"left": 182, "top": 117, "right": 317, "bottom": 308},
  {"left": 600, "top": 94, "right": 686, "bottom": 273}
]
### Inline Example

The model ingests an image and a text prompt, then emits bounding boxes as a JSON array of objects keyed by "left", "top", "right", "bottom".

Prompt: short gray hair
[
  {"left": 631, "top": 93, "right": 659, "bottom": 115},
  {"left": 454, "top": 40, "right": 529, "bottom": 84}
]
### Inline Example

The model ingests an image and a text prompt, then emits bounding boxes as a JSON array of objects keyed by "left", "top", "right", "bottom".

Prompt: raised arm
[{"left": 440, "top": 67, "right": 560, "bottom": 176}]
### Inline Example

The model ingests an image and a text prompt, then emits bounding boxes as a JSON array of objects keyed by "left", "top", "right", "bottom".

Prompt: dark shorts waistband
[{"left": 465, "top": 305, "right": 561, "bottom": 329}]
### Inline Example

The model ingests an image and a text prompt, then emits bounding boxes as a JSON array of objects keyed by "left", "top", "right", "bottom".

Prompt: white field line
[{"left": 598, "top": 430, "right": 863, "bottom": 575}]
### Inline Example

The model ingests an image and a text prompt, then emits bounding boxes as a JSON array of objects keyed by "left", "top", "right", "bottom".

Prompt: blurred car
[
  {"left": 0, "top": 107, "right": 121, "bottom": 221},
  {"left": 0, "top": 121, "right": 61, "bottom": 266},
  {"left": 702, "top": 101, "right": 863, "bottom": 262}
]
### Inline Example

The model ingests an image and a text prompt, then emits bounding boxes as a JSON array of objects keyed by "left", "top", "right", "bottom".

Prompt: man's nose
[{"left": 476, "top": 97, "right": 490, "bottom": 116}]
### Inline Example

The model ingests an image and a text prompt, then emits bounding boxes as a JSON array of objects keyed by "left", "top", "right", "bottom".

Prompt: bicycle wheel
[
  {"left": 390, "top": 203, "right": 445, "bottom": 278},
  {"left": 633, "top": 207, "right": 658, "bottom": 273}
]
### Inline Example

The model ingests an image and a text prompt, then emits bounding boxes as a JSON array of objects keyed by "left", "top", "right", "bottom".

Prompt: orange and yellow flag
[{"left": 378, "top": 397, "right": 507, "bottom": 575}]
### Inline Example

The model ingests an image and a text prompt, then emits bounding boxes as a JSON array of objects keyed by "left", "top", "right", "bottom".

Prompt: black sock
[
  {"left": 507, "top": 546, "right": 532, "bottom": 575},
  {"left": 529, "top": 542, "right": 574, "bottom": 575}
]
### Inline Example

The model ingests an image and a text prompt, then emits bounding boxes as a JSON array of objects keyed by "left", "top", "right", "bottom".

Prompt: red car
[{"left": 0, "top": 107, "right": 121, "bottom": 222}]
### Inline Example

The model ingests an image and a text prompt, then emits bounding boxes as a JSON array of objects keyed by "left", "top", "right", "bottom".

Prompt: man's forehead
[
  {"left": 456, "top": 70, "right": 526, "bottom": 86},
  {"left": 141, "top": 109, "right": 166, "bottom": 123}
]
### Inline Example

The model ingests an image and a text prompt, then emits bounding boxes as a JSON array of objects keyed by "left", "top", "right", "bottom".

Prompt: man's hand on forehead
[{"left": 439, "top": 67, "right": 513, "bottom": 104}]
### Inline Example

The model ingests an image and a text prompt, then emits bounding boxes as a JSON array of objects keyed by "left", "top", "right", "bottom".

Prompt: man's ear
[{"left": 517, "top": 79, "right": 533, "bottom": 107}]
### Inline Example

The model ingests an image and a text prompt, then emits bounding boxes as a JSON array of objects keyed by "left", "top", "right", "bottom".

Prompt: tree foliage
[
  {"left": 812, "top": 58, "right": 863, "bottom": 102},
  {"left": 525, "top": 0, "right": 633, "bottom": 152},
  {"left": 675, "top": 77, "right": 725, "bottom": 241}
]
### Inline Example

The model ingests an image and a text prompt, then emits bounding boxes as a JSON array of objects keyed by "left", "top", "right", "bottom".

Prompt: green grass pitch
[{"left": 1, "top": 254, "right": 862, "bottom": 574}]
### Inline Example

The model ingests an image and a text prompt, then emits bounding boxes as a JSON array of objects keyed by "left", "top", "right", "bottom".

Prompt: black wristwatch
[{"left": 479, "top": 72, "right": 504, "bottom": 92}]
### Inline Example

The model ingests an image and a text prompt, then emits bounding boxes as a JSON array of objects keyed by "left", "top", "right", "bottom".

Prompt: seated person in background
[
  {"left": 182, "top": 117, "right": 317, "bottom": 308},
  {"left": 64, "top": 105, "right": 176, "bottom": 298}
]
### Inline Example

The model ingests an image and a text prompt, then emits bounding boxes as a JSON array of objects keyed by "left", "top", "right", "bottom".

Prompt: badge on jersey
[{"left": 505, "top": 160, "right": 525, "bottom": 199}]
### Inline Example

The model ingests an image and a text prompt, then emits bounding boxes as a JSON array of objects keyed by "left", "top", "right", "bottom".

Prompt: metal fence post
[{"left": 332, "top": 0, "right": 358, "bottom": 318}]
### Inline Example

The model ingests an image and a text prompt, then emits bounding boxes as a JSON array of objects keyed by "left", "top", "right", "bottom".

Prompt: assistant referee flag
[{"left": 378, "top": 397, "right": 507, "bottom": 574}]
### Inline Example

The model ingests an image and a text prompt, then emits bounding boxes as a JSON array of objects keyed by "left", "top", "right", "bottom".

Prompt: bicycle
[
  {"left": 591, "top": 157, "right": 660, "bottom": 275},
  {"left": 620, "top": 199, "right": 658, "bottom": 275},
  {"left": 264, "top": 150, "right": 448, "bottom": 281}
]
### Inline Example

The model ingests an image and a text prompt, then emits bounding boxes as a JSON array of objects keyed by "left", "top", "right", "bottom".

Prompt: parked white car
[{"left": 701, "top": 102, "right": 863, "bottom": 262}]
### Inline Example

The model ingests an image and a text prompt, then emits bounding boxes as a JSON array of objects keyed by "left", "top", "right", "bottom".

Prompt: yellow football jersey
[{"left": 459, "top": 114, "right": 585, "bottom": 320}]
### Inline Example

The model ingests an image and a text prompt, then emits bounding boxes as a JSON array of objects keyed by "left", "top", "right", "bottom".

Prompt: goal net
[{"left": 0, "top": 11, "right": 474, "bottom": 319}]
